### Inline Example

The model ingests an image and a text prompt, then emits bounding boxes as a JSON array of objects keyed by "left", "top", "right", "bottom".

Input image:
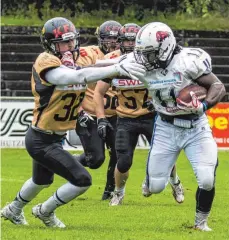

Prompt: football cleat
[
  {"left": 194, "top": 220, "right": 212, "bottom": 231},
  {"left": 102, "top": 191, "right": 113, "bottom": 200},
  {"left": 142, "top": 179, "right": 152, "bottom": 197},
  {"left": 170, "top": 180, "right": 184, "bottom": 203},
  {"left": 1, "top": 203, "right": 28, "bottom": 225},
  {"left": 32, "top": 204, "right": 65, "bottom": 228},
  {"left": 109, "top": 191, "right": 124, "bottom": 206}
]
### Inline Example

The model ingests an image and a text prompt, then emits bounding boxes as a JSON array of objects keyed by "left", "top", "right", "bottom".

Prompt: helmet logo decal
[
  {"left": 156, "top": 31, "right": 170, "bottom": 42},
  {"left": 105, "top": 25, "right": 120, "bottom": 32},
  {"left": 53, "top": 24, "right": 75, "bottom": 38}
]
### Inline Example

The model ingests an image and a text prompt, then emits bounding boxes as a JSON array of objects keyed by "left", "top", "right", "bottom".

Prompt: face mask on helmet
[
  {"left": 95, "top": 20, "right": 122, "bottom": 54},
  {"left": 134, "top": 22, "right": 176, "bottom": 70},
  {"left": 118, "top": 23, "right": 141, "bottom": 54},
  {"left": 41, "top": 17, "right": 80, "bottom": 60}
]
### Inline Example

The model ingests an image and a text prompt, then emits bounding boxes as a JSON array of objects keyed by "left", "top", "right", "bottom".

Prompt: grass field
[{"left": 1, "top": 149, "right": 229, "bottom": 240}]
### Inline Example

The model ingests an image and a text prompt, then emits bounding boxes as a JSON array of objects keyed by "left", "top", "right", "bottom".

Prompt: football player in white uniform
[
  {"left": 94, "top": 23, "right": 184, "bottom": 206},
  {"left": 130, "top": 22, "right": 226, "bottom": 231}
]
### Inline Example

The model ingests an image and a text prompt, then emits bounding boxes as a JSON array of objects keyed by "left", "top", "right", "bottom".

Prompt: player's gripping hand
[
  {"left": 114, "top": 62, "right": 146, "bottom": 80},
  {"left": 176, "top": 91, "right": 207, "bottom": 115},
  {"left": 61, "top": 51, "right": 75, "bottom": 68},
  {"left": 97, "top": 118, "right": 114, "bottom": 140},
  {"left": 77, "top": 110, "right": 94, "bottom": 128}
]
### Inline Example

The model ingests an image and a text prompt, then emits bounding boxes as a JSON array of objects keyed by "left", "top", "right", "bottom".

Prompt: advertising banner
[
  {"left": 1, "top": 98, "right": 228, "bottom": 149},
  {"left": 1, "top": 98, "right": 34, "bottom": 148},
  {"left": 206, "top": 102, "right": 229, "bottom": 149}
]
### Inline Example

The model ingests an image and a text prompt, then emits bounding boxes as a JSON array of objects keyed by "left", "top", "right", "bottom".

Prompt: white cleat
[
  {"left": 170, "top": 180, "right": 184, "bottom": 203},
  {"left": 194, "top": 221, "right": 212, "bottom": 231},
  {"left": 1, "top": 203, "right": 28, "bottom": 225},
  {"left": 142, "top": 179, "right": 152, "bottom": 197},
  {"left": 109, "top": 191, "right": 124, "bottom": 206},
  {"left": 32, "top": 204, "right": 66, "bottom": 228}
]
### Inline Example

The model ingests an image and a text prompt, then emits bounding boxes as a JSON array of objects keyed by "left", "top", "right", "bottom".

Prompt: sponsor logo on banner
[
  {"left": 1, "top": 100, "right": 34, "bottom": 147},
  {"left": 207, "top": 102, "right": 229, "bottom": 149}
]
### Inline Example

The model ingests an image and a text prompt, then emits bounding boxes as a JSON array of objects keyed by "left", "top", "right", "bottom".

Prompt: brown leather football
[{"left": 176, "top": 84, "right": 207, "bottom": 103}]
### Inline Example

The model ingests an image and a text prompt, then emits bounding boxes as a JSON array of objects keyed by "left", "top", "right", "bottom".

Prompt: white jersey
[{"left": 126, "top": 48, "right": 212, "bottom": 116}]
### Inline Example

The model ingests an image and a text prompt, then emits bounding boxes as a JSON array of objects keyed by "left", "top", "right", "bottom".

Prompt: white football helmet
[{"left": 134, "top": 22, "right": 176, "bottom": 70}]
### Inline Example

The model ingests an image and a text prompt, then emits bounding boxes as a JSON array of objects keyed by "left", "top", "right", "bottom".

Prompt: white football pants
[{"left": 146, "top": 114, "right": 218, "bottom": 193}]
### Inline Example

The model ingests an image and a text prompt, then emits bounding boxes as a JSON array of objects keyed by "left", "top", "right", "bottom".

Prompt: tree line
[{"left": 2, "top": 0, "right": 229, "bottom": 19}]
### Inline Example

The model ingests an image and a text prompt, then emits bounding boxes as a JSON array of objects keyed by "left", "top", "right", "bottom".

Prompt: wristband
[{"left": 202, "top": 100, "right": 209, "bottom": 112}]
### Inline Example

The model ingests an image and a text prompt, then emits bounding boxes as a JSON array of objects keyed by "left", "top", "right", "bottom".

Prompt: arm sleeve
[
  {"left": 45, "top": 65, "right": 119, "bottom": 85},
  {"left": 96, "top": 57, "right": 120, "bottom": 65}
]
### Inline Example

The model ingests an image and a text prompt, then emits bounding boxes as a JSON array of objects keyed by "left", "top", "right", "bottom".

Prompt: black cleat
[{"left": 101, "top": 191, "right": 113, "bottom": 200}]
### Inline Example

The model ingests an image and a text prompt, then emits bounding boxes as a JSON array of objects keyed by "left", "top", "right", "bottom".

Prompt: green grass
[
  {"left": 1, "top": 149, "right": 229, "bottom": 240},
  {"left": 2, "top": 13, "right": 229, "bottom": 30}
]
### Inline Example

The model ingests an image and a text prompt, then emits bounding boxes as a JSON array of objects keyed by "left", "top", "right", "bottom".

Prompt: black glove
[
  {"left": 97, "top": 118, "right": 114, "bottom": 140},
  {"left": 145, "top": 100, "right": 155, "bottom": 112},
  {"left": 77, "top": 110, "right": 94, "bottom": 128}
]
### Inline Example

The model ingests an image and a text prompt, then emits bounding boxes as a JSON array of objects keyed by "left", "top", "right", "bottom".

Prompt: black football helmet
[
  {"left": 95, "top": 20, "right": 122, "bottom": 54},
  {"left": 118, "top": 23, "right": 141, "bottom": 54},
  {"left": 40, "top": 17, "right": 80, "bottom": 59}
]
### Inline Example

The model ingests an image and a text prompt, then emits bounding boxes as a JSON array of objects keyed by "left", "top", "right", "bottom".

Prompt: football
[{"left": 176, "top": 84, "right": 207, "bottom": 104}]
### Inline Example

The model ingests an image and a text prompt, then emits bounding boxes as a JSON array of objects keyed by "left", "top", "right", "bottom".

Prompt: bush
[{"left": 1, "top": 0, "right": 229, "bottom": 30}]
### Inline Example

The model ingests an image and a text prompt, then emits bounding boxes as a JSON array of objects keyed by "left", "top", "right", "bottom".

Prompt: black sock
[{"left": 196, "top": 187, "right": 215, "bottom": 213}]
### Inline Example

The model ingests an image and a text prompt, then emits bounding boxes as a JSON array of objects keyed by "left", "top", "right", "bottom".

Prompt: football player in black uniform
[
  {"left": 0, "top": 17, "right": 145, "bottom": 228},
  {"left": 75, "top": 21, "right": 122, "bottom": 200}
]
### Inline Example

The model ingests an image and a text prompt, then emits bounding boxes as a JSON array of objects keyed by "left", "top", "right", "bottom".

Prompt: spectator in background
[{"left": 111, "top": 0, "right": 125, "bottom": 17}]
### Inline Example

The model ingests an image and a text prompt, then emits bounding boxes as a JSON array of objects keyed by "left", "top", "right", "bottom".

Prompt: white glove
[
  {"left": 114, "top": 62, "right": 146, "bottom": 80},
  {"left": 176, "top": 91, "right": 204, "bottom": 115}
]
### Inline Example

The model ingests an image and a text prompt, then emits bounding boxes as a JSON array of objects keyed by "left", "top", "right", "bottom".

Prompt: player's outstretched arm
[{"left": 45, "top": 62, "right": 145, "bottom": 85}]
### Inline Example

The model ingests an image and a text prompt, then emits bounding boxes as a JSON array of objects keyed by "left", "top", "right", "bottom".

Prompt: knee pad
[
  {"left": 117, "top": 153, "right": 132, "bottom": 173},
  {"left": 148, "top": 177, "right": 167, "bottom": 194},
  {"left": 32, "top": 175, "right": 54, "bottom": 186},
  {"left": 71, "top": 170, "right": 92, "bottom": 187},
  {"left": 197, "top": 166, "right": 215, "bottom": 190},
  {"left": 86, "top": 153, "right": 105, "bottom": 169}
]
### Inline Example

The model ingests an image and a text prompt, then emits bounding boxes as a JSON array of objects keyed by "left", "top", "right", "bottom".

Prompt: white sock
[
  {"left": 10, "top": 178, "right": 49, "bottom": 214},
  {"left": 169, "top": 167, "right": 179, "bottom": 185},
  {"left": 41, "top": 182, "right": 89, "bottom": 214},
  {"left": 115, "top": 186, "right": 125, "bottom": 195},
  {"left": 195, "top": 211, "right": 210, "bottom": 225}
]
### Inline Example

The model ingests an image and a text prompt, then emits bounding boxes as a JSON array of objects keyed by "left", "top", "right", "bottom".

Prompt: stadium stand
[{"left": 1, "top": 26, "right": 229, "bottom": 101}]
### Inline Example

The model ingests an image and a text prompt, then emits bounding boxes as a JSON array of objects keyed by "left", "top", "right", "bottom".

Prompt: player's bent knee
[
  {"left": 197, "top": 166, "right": 215, "bottom": 190},
  {"left": 117, "top": 154, "right": 132, "bottom": 173},
  {"left": 71, "top": 171, "right": 92, "bottom": 187},
  {"left": 86, "top": 153, "right": 105, "bottom": 169},
  {"left": 148, "top": 177, "right": 166, "bottom": 193},
  {"left": 32, "top": 176, "right": 53, "bottom": 186}
]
